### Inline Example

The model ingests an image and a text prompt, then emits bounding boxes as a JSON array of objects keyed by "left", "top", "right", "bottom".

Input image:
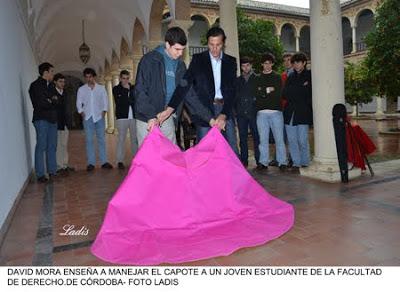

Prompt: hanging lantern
[{"left": 79, "top": 20, "right": 90, "bottom": 64}]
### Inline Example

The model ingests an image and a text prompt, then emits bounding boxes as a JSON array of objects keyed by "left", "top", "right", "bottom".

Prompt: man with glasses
[
  {"left": 76, "top": 68, "right": 113, "bottom": 171},
  {"left": 113, "top": 70, "right": 137, "bottom": 169}
]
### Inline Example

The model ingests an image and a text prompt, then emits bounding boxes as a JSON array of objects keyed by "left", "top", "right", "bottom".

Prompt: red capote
[{"left": 346, "top": 122, "right": 376, "bottom": 170}]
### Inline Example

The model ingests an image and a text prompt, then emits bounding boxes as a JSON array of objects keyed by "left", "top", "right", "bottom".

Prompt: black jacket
[
  {"left": 235, "top": 72, "right": 258, "bottom": 119},
  {"left": 55, "top": 89, "right": 72, "bottom": 130},
  {"left": 135, "top": 49, "right": 186, "bottom": 122},
  {"left": 168, "top": 51, "right": 237, "bottom": 127},
  {"left": 29, "top": 77, "right": 58, "bottom": 123},
  {"left": 283, "top": 69, "right": 313, "bottom": 125},
  {"left": 113, "top": 83, "right": 135, "bottom": 119}
]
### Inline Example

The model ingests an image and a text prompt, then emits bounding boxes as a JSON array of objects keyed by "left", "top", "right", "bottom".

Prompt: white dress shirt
[
  {"left": 76, "top": 83, "right": 108, "bottom": 123},
  {"left": 209, "top": 51, "right": 223, "bottom": 99}
]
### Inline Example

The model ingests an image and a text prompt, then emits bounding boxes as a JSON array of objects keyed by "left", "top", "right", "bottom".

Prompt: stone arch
[
  {"left": 355, "top": 9, "right": 374, "bottom": 51},
  {"left": 110, "top": 50, "right": 120, "bottom": 72},
  {"left": 342, "top": 17, "right": 352, "bottom": 55},
  {"left": 189, "top": 14, "right": 209, "bottom": 46},
  {"left": 280, "top": 23, "right": 297, "bottom": 53},
  {"left": 120, "top": 37, "right": 130, "bottom": 59},
  {"left": 132, "top": 18, "right": 146, "bottom": 56},
  {"left": 299, "top": 25, "right": 310, "bottom": 57},
  {"left": 148, "top": 0, "right": 167, "bottom": 47}
]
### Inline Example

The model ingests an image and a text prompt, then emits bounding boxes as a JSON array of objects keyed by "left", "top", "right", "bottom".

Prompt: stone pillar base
[{"left": 300, "top": 160, "right": 362, "bottom": 183}]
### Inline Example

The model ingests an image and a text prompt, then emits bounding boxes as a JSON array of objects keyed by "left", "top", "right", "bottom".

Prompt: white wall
[{"left": 0, "top": 0, "right": 37, "bottom": 230}]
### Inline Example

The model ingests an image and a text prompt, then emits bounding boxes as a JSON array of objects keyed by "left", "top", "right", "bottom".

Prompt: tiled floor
[{"left": 0, "top": 119, "right": 399, "bottom": 266}]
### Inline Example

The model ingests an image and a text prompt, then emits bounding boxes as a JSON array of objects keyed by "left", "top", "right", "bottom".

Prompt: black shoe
[
  {"left": 279, "top": 165, "right": 287, "bottom": 171},
  {"left": 56, "top": 168, "right": 66, "bottom": 175},
  {"left": 241, "top": 161, "right": 248, "bottom": 168},
  {"left": 291, "top": 166, "right": 300, "bottom": 173},
  {"left": 101, "top": 162, "right": 113, "bottom": 169},
  {"left": 268, "top": 160, "right": 279, "bottom": 167},
  {"left": 255, "top": 164, "right": 268, "bottom": 171},
  {"left": 86, "top": 164, "right": 95, "bottom": 171},
  {"left": 65, "top": 166, "right": 75, "bottom": 172},
  {"left": 37, "top": 176, "right": 48, "bottom": 183},
  {"left": 118, "top": 162, "right": 125, "bottom": 169}
]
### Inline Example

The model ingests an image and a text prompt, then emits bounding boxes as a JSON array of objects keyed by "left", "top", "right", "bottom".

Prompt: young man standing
[
  {"left": 113, "top": 70, "right": 137, "bottom": 169},
  {"left": 54, "top": 73, "right": 74, "bottom": 173},
  {"left": 283, "top": 53, "right": 313, "bottom": 172},
  {"left": 254, "top": 53, "right": 287, "bottom": 171},
  {"left": 235, "top": 57, "right": 260, "bottom": 167},
  {"left": 29, "top": 62, "right": 58, "bottom": 183},
  {"left": 76, "top": 68, "right": 113, "bottom": 171},
  {"left": 134, "top": 27, "right": 187, "bottom": 145}
]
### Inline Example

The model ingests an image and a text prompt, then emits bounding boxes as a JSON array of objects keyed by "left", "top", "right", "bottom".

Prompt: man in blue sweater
[{"left": 134, "top": 27, "right": 187, "bottom": 145}]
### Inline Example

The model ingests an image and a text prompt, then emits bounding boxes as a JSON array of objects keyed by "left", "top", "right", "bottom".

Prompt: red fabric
[{"left": 346, "top": 123, "right": 376, "bottom": 170}]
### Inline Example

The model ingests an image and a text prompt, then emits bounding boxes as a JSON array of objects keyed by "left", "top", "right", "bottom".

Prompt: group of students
[
  {"left": 29, "top": 25, "right": 312, "bottom": 182},
  {"left": 235, "top": 52, "right": 312, "bottom": 172}
]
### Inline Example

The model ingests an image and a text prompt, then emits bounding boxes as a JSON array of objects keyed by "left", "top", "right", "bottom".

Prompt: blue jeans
[
  {"left": 256, "top": 111, "right": 287, "bottom": 166},
  {"left": 285, "top": 122, "right": 310, "bottom": 167},
  {"left": 196, "top": 104, "right": 239, "bottom": 155},
  {"left": 237, "top": 115, "right": 260, "bottom": 164},
  {"left": 83, "top": 117, "right": 107, "bottom": 165},
  {"left": 33, "top": 120, "right": 58, "bottom": 177}
]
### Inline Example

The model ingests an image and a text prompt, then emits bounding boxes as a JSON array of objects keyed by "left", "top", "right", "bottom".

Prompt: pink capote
[{"left": 91, "top": 126, "right": 294, "bottom": 265}]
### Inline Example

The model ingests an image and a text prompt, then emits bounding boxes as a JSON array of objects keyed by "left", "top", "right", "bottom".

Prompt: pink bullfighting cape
[{"left": 91, "top": 126, "right": 294, "bottom": 265}]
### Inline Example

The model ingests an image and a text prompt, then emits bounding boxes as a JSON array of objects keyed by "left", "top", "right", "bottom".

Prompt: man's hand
[
  {"left": 209, "top": 118, "right": 217, "bottom": 127},
  {"left": 81, "top": 112, "right": 86, "bottom": 120},
  {"left": 147, "top": 118, "right": 159, "bottom": 132},
  {"left": 215, "top": 114, "right": 227, "bottom": 131},
  {"left": 157, "top": 107, "right": 174, "bottom": 125}
]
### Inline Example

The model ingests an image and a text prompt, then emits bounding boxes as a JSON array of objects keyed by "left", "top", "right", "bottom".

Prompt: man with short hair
[
  {"left": 158, "top": 27, "right": 239, "bottom": 154},
  {"left": 29, "top": 62, "right": 58, "bottom": 183},
  {"left": 113, "top": 70, "right": 137, "bottom": 169},
  {"left": 54, "top": 73, "right": 74, "bottom": 173},
  {"left": 235, "top": 57, "right": 260, "bottom": 167},
  {"left": 135, "top": 26, "right": 187, "bottom": 145},
  {"left": 254, "top": 53, "right": 287, "bottom": 171},
  {"left": 283, "top": 52, "right": 313, "bottom": 171},
  {"left": 76, "top": 68, "right": 113, "bottom": 171}
]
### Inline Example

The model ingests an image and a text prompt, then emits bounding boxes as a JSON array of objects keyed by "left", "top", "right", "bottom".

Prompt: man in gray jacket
[{"left": 134, "top": 27, "right": 187, "bottom": 145}]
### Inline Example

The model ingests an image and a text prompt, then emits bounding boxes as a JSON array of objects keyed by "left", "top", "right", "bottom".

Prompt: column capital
[
  {"left": 110, "top": 70, "right": 120, "bottom": 78},
  {"left": 104, "top": 75, "right": 112, "bottom": 82}
]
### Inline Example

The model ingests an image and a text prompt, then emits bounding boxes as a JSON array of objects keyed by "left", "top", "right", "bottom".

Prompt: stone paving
[{"left": 0, "top": 119, "right": 399, "bottom": 266}]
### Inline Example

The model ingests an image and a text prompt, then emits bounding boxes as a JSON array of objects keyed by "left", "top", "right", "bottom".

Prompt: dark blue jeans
[
  {"left": 33, "top": 120, "right": 58, "bottom": 177},
  {"left": 237, "top": 115, "right": 260, "bottom": 165},
  {"left": 195, "top": 104, "right": 239, "bottom": 155}
]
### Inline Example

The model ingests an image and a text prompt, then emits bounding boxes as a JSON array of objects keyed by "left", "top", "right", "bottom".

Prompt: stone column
[
  {"left": 169, "top": 19, "right": 193, "bottom": 66},
  {"left": 351, "top": 105, "right": 358, "bottom": 116},
  {"left": 105, "top": 75, "right": 115, "bottom": 134},
  {"left": 219, "top": 0, "right": 240, "bottom": 74},
  {"left": 301, "top": 0, "right": 361, "bottom": 182},
  {"left": 351, "top": 25, "right": 357, "bottom": 53},
  {"left": 295, "top": 34, "right": 300, "bottom": 52},
  {"left": 375, "top": 96, "right": 385, "bottom": 116}
]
